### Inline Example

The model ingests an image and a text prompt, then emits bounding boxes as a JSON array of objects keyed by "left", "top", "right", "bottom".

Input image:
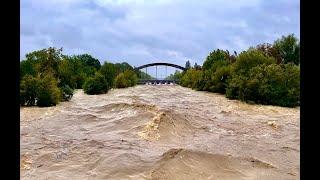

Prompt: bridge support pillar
[{"left": 156, "top": 65, "right": 157, "bottom": 80}]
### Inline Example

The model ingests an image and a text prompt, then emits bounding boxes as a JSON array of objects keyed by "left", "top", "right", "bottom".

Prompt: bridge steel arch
[{"left": 134, "top": 62, "right": 186, "bottom": 71}]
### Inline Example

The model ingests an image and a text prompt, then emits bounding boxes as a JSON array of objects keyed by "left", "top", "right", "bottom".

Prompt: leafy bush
[
  {"left": 125, "top": 70, "right": 138, "bottom": 86},
  {"left": 114, "top": 62, "right": 134, "bottom": 74},
  {"left": 83, "top": 72, "right": 109, "bottom": 95},
  {"left": 20, "top": 60, "right": 37, "bottom": 80},
  {"left": 115, "top": 70, "right": 138, "bottom": 88},
  {"left": 207, "top": 65, "right": 231, "bottom": 93},
  {"left": 57, "top": 59, "right": 77, "bottom": 89},
  {"left": 256, "top": 43, "right": 282, "bottom": 64},
  {"left": 226, "top": 63, "right": 299, "bottom": 107},
  {"left": 74, "top": 54, "right": 101, "bottom": 70},
  {"left": 231, "top": 49, "right": 276, "bottom": 75},
  {"left": 201, "top": 61, "right": 230, "bottom": 91},
  {"left": 166, "top": 70, "right": 183, "bottom": 81},
  {"left": 115, "top": 73, "right": 127, "bottom": 88},
  {"left": 60, "top": 85, "right": 73, "bottom": 101},
  {"left": 180, "top": 69, "right": 203, "bottom": 89},
  {"left": 24, "top": 47, "right": 63, "bottom": 77},
  {"left": 273, "top": 34, "right": 300, "bottom": 65},
  {"left": 20, "top": 74, "right": 62, "bottom": 107},
  {"left": 202, "top": 49, "right": 230, "bottom": 70},
  {"left": 36, "top": 74, "right": 62, "bottom": 107},
  {"left": 99, "top": 62, "right": 117, "bottom": 88},
  {"left": 20, "top": 75, "right": 40, "bottom": 106},
  {"left": 178, "top": 35, "right": 299, "bottom": 107}
]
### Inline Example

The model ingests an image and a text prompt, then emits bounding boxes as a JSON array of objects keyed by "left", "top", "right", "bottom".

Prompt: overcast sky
[{"left": 20, "top": 0, "right": 299, "bottom": 71}]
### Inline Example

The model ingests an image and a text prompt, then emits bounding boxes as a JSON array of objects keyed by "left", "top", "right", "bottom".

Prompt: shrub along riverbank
[
  {"left": 20, "top": 34, "right": 299, "bottom": 107},
  {"left": 176, "top": 34, "right": 300, "bottom": 107},
  {"left": 20, "top": 47, "right": 142, "bottom": 107}
]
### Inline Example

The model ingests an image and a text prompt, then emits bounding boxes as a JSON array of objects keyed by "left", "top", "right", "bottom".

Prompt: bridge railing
[{"left": 137, "top": 79, "right": 179, "bottom": 85}]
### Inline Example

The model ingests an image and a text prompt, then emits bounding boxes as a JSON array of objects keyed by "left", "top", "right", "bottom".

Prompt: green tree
[
  {"left": 115, "top": 70, "right": 138, "bottom": 88},
  {"left": 166, "top": 70, "right": 182, "bottom": 81},
  {"left": 185, "top": 60, "right": 191, "bottom": 70},
  {"left": 194, "top": 62, "right": 201, "bottom": 70},
  {"left": 20, "top": 60, "right": 37, "bottom": 79},
  {"left": 20, "top": 75, "right": 40, "bottom": 106},
  {"left": 57, "top": 58, "right": 77, "bottom": 89},
  {"left": 115, "top": 73, "right": 127, "bottom": 88},
  {"left": 36, "top": 74, "right": 62, "bottom": 107},
  {"left": 25, "top": 47, "right": 63, "bottom": 77},
  {"left": 207, "top": 65, "right": 231, "bottom": 93},
  {"left": 74, "top": 54, "right": 101, "bottom": 69},
  {"left": 114, "top": 62, "right": 134, "bottom": 74},
  {"left": 83, "top": 72, "right": 109, "bottom": 95},
  {"left": 99, "top": 62, "right": 117, "bottom": 88},
  {"left": 231, "top": 49, "right": 276, "bottom": 76},
  {"left": 20, "top": 74, "right": 62, "bottom": 107},
  {"left": 226, "top": 64, "right": 299, "bottom": 107},
  {"left": 180, "top": 69, "right": 203, "bottom": 89},
  {"left": 256, "top": 43, "right": 282, "bottom": 64},
  {"left": 124, "top": 70, "right": 138, "bottom": 86},
  {"left": 136, "top": 69, "right": 154, "bottom": 80},
  {"left": 60, "top": 85, "right": 73, "bottom": 101},
  {"left": 273, "top": 34, "right": 300, "bottom": 64},
  {"left": 203, "top": 49, "right": 229, "bottom": 70},
  {"left": 226, "top": 49, "right": 276, "bottom": 99}
]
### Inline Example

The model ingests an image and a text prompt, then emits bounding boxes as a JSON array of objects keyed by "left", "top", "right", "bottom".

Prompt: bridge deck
[{"left": 137, "top": 79, "right": 179, "bottom": 85}]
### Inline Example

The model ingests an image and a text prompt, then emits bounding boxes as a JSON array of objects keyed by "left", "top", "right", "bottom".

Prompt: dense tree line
[
  {"left": 20, "top": 47, "right": 139, "bottom": 107},
  {"left": 176, "top": 34, "right": 300, "bottom": 107}
]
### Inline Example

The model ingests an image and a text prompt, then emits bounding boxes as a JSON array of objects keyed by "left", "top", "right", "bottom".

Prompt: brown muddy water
[{"left": 20, "top": 85, "right": 300, "bottom": 180}]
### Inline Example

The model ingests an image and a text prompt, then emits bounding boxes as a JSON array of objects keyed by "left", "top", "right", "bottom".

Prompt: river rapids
[{"left": 20, "top": 85, "right": 300, "bottom": 179}]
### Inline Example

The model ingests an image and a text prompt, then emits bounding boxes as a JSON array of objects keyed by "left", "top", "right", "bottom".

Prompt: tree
[
  {"left": 203, "top": 49, "right": 230, "bottom": 70},
  {"left": 60, "top": 85, "right": 73, "bottom": 101},
  {"left": 20, "top": 74, "right": 62, "bottom": 107},
  {"left": 83, "top": 72, "right": 109, "bottom": 95},
  {"left": 194, "top": 62, "right": 201, "bottom": 70},
  {"left": 136, "top": 69, "right": 154, "bottom": 80},
  {"left": 57, "top": 58, "right": 77, "bottom": 89},
  {"left": 226, "top": 63, "right": 299, "bottom": 107},
  {"left": 166, "top": 70, "right": 182, "bottom": 81},
  {"left": 231, "top": 49, "right": 276, "bottom": 76},
  {"left": 99, "top": 62, "right": 117, "bottom": 88},
  {"left": 114, "top": 62, "right": 134, "bottom": 74},
  {"left": 180, "top": 69, "right": 203, "bottom": 89},
  {"left": 256, "top": 43, "right": 282, "bottom": 64},
  {"left": 74, "top": 54, "right": 101, "bottom": 69},
  {"left": 115, "top": 70, "right": 138, "bottom": 88},
  {"left": 185, "top": 60, "right": 191, "bottom": 70},
  {"left": 25, "top": 47, "right": 63, "bottom": 77},
  {"left": 20, "top": 75, "right": 40, "bottom": 106},
  {"left": 20, "top": 60, "right": 36, "bottom": 79},
  {"left": 207, "top": 65, "right": 231, "bottom": 93},
  {"left": 63, "top": 55, "right": 93, "bottom": 88},
  {"left": 273, "top": 34, "right": 300, "bottom": 65},
  {"left": 36, "top": 74, "right": 62, "bottom": 107}
]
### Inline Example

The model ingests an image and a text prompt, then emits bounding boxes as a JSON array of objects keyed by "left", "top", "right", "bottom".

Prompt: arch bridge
[{"left": 134, "top": 62, "right": 186, "bottom": 84}]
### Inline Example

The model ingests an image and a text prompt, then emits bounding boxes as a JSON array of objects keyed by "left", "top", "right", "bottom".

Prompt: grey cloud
[{"left": 20, "top": 0, "right": 299, "bottom": 68}]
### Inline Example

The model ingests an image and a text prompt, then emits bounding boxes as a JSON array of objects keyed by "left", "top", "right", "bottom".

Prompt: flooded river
[{"left": 20, "top": 85, "right": 300, "bottom": 179}]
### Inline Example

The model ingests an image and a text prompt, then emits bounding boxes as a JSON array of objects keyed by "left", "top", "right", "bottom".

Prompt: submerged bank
[{"left": 20, "top": 85, "right": 300, "bottom": 179}]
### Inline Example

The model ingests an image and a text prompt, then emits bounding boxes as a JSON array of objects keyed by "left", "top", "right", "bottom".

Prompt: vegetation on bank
[
  {"left": 20, "top": 34, "right": 299, "bottom": 108},
  {"left": 172, "top": 34, "right": 300, "bottom": 107},
  {"left": 20, "top": 47, "right": 139, "bottom": 107},
  {"left": 115, "top": 70, "right": 138, "bottom": 88}
]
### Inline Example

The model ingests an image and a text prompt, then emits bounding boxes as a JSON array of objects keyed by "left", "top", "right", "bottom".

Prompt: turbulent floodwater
[{"left": 20, "top": 85, "right": 300, "bottom": 180}]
